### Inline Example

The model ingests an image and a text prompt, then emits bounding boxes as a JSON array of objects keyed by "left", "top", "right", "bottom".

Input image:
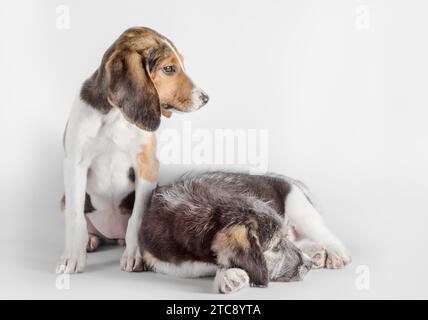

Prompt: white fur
[
  {"left": 214, "top": 268, "right": 250, "bottom": 294},
  {"left": 190, "top": 87, "right": 205, "bottom": 111},
  {"left": 147, "top": 259, "right": 218, "bottom": 278},
  {"left": 57, "top": 96, "right": 155, "bottom": 273},
  {"left": 285, "top": 184, "right": 351, "bottom": 266}
]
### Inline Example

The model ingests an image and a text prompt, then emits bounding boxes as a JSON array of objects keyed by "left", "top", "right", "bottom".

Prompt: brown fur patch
[
  {"left": 212, "top": 225, "right": 251, "bottom": 253},
  {"left": 136, "top": 133, "right": 159, "bottom": 182},
  {"left": 151, "top": 54, "right": 194, "bottom": 112},
  {"left": 143, "top": 250, "right": 158, "bottom": 265},
  {"left": 106, "top": 48, "right": 161, "bottom": 131},
  {"left": 161, "top": 109, "right": 172, "bottom": 118}
]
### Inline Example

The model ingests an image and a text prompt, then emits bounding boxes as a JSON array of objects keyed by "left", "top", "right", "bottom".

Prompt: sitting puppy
[{"left": 139, "top": 171, "right": 351, "bottom": 293}]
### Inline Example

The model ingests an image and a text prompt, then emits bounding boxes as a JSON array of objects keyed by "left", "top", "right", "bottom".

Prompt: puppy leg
[
  {"left": 85, "top": 216, "right": 104, "bottom": 252},
  {"left": 286, "top": 185, "right": 351, "bottom": 269},
  {"left": 121, "top": 134, "right": 158, "bottom": 272},
  {"left": 86, "top": 234, "right": 103, "bottom": 252},
  {"left": 121, "top": 179, "right": 156, "bottom": 272},
  {"left": 214, "top": 268, "right": 250, "bottom": 294},
  {"left": 56, "top": 159, "right": 89, "bottom": 273}
]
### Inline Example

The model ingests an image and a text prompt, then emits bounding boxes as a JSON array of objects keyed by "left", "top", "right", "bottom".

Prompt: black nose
[
  {"left": 303, "top": 258, "right": 313, "bottom": 270},
  {"left": 200, "top": 93, "right": 209, "bottom": 105}
]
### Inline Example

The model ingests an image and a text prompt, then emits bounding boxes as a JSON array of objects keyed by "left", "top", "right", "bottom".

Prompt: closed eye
[
  {"left": 162, "top": 65, "right": 176, "bottom": 74},
  {"left": 272, "top": 243, "right": 282, "bottom": 252}
]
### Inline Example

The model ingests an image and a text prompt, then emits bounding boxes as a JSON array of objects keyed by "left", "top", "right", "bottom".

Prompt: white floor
[
  {"left": 2, "top": 164, "right": 427, "bottom": 299},
  {"left": 2, "top": 217, "right": 426, "bottom": 300}
]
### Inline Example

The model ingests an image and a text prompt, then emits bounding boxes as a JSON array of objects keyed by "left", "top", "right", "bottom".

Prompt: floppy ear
[
  {"left": 106, "top": 49, "right": 161, "bottom": 131},
  {"left": 232, "top": 223, "right": 269, "bottom": 287},
  {"left": 212, "top": 222, "right": 269, "bottom": 287}
]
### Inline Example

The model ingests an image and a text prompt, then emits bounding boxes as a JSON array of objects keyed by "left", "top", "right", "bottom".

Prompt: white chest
[
  {"left": 84, "top": 109, "right": 147, "bottom": 196},
  {"left": 87, "top": 109, "right": 146, "bottom": 156},
  {"left": 65, "top": 99, "right": 154, "bottom": 239}
]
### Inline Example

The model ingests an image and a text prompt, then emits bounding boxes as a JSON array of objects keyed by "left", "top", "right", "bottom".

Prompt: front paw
[
  {"left": 120, "top": 246, "right": 144, "bottom": 272},
  {"left": 57, "top": 218, "right": 89, "bottom": 273},
  {"left": 324, "top": 242, "right": 352, "bottom": 269},
  {"left": 215, "top": 268, "right": 250, "bottom": 294},
  {"left": 56, "top": 251, "right": 87, "bottom": 274}
]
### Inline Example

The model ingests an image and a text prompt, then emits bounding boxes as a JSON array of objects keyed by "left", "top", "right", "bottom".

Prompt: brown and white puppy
[
  {"left": 56, "top": 27, "right": 209, "bottom": 274},
  {"left": 139, "top": 171, "right": 351, "bottom": 293}
]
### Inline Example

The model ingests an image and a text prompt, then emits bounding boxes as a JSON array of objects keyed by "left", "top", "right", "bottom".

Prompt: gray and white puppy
[{"left": 139, "top": 171, "right": 351, "bottom": 294}]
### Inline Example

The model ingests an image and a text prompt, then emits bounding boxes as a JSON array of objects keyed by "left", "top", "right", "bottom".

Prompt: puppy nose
[
  {"left": 200, "top": 92, "right": 209, "bottom": 105},
  {"left": 303, "top": 258, "right": 313, "bottom": 270}
]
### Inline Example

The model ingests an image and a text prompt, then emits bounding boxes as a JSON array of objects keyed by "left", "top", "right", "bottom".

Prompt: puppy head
[
  {"left": 86, "top": 27, "right": 209, "bottom": 131},
  {"left": 212, "top": 213, "right": 311, "bottom": 287},
  {"left": 263, "top": 230, "right": 312, "bottom": 282},
  {"left": 147, "top": 40, "right": 209, "bottom": 114},
  {"left": 212, "top": 210, "right": 312, "bottom": 287},
  {"left": 253, "top": 215, "right": 312, "bottom": 283}
]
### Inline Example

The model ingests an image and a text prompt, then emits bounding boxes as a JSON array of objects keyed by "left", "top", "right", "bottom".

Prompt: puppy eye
[
  {"left": 162, "top": 65, "right": 176, "bottom": 74},
  {"left": 272, "top": 244, "right": 282, "bottom": 252}
]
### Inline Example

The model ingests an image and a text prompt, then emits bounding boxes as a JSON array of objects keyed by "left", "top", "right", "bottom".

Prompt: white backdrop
[{"left": 0, "top": 0, "right": 427, "bottom": 299}]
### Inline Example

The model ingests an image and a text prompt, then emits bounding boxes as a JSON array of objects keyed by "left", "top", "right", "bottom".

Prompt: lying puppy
[{"left": 139, "top": 171, "right": 351, "bottom": 293}]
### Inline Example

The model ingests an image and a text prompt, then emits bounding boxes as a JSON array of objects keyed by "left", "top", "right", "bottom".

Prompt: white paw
[
  {"left": 120, "top": 245, "right": 144, "bottom": 272},
  {"left": 56, "top": 251, "right": 87, "bottom": 274},
  {"left": 57, "top": 216, "right": 89, "bottom": 273},
  {"left": 305, "top": 244, "right": 327, "bottom": 269},
  {"left": 294, "top": 239, "right": 327, "bottom": 269},
  {"left": 57, "top": 227, "right": 88, "bottom": 273},
  {"left": 324, "top": 242, "right": 352, "bottom": 269},
  {"left": 215, "top": 268, "right": 250, "bottom": 294}
]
